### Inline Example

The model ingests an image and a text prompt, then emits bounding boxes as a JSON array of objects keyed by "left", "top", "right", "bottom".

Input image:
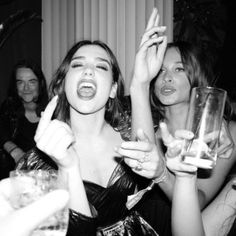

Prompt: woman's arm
[
  {"left": 160, "top": 124, "right": 205, "bottom": 236},
  {"left": 34, "top": 96, "right": 92, "bottom": 217},
  {"left": 128, "top": 8, "right": 168, "bottom": 181},
  {"left": 202, "top": 177, "right": 236, "bottom": 236},
  {"left": 130, "top": 8, "right": 167, "bottom": 142},
  {"left": 3, "top": 141, "right": 25, "bottom": 163},
  {"left": 172, "top": 176, "right": 205, "bottom": 236}
]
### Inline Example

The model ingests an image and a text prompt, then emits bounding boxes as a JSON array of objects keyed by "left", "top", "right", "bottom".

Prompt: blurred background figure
[{"left": 0, "top": 59, "right": 48, "bottom": 180}]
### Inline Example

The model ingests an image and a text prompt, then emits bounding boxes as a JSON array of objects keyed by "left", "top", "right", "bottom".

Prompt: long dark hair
[
  {"left": 150, "top": 41, "right": 211, "bottom": 123},
  {"left": 6, "top": 59, "right": 48, "bottom": 117},
  {"left": 49, "top": 40, "right": 126, "bottom": 128}
]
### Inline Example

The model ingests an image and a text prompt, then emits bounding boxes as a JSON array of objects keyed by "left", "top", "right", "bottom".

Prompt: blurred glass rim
[
  {"left": 192, "top": 86, "right": 227, "bottom": 95},
  {"left": 10, "top": 169, "right": 58, "bottom": 178}
]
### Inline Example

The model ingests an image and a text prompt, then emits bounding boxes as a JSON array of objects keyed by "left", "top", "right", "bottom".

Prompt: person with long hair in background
[{"left": 0, "top": 59, "right": 48, "bottom": 179}]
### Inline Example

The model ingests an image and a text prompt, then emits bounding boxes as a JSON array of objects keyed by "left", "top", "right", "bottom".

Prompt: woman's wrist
[
  {"left": 152, "top": 160, "right": 168, "bottom": 184},
  {"left": 175, "top": 174, "right": 197, "bottom": 183},
  {"left": 8, "top": 146, "right": 18, "bottom": 154},
  {"left": 10, "top": 147, "right": 25, "bottom": 162},
  {"left": 130, "top": 77, "right": 150, "bottom": 94}
]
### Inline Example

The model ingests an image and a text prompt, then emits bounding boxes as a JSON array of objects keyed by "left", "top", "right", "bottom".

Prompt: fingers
[
  {"left": 0, "top": 179, "right": 13, "bottom": 217},
  {"left": 0, "top": 178, "right": 12, "bottom": 198},
  {"left": 155, "top": 34, "right": 168, "bottom": 59},
  {"left": 167, "top": 159, "right": 198, "bottom": 174},
  {"left": 0, "top": 179, "right": 69, "bottom": 235},
  {"left": 159, "top": 122, "right": 175, "bottom": 146},
  {"left": 165, "top": 143, "right": 182, "bottom": 158},
  {"left": 36, "top": 120, "right": 75, "bottom": 161},
  {"left": 154, "top": 9, "right": 159, "bottom": 27},
  {"left": 14, "top": 190, "right": 69, "bottom": 233},
  {"left": 35, "top": 96, "right": 58, "bottom": 142},
  {"left": 140, "top": 26, "right": 166, "bottom": 47},
  {"left": 117, "top": 140, "right": 152, "bottom": 154},
  {"left": 145, "top": 8, "right": 158, "bottom": 31},
  {"left": 174, "top": 129, "right": 194, "bottom": 140}
]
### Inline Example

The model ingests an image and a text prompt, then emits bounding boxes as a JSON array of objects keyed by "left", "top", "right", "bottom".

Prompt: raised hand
[
  {"left": 34, "top": 96, "right": 77, "bottom": 169},
  {"left": 115, "top": 129, "right": 165, "bottom": 179},
  {"left": 132, "top": 8, "right": 167, "bottom": 86}
]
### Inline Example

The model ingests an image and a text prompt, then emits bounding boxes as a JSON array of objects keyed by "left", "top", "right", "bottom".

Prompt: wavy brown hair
[{"left": 49, "top": 40, "right": 126, "bottom": 128}]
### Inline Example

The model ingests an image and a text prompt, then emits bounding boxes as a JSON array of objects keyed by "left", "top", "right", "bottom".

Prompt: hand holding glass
[
  {"left": 10, "top": 170, "right": 69, "bottom": 236},
  {"left": 182, "top": 87, "right": 227, "bottom": 169}
]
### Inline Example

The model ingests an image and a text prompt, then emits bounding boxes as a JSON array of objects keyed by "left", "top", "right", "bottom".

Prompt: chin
[
  {"left": 21, "top": 97, "right": 35, "bottom": 104},
  {"left": 159, "top": 98, "right": 175, "bottom": 106}
]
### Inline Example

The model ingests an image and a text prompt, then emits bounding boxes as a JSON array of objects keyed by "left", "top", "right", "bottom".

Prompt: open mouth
[
  {"left": 77, "top": 80, "right": 97, "bottom": 99},
  {"left": 160, "top": 86, "right": 176, "bottom": 96}
]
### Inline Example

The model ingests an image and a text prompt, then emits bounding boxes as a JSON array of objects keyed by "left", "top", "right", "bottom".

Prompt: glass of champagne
[{"left": 10, "top": 169, "right": 69, "bottom": 236}]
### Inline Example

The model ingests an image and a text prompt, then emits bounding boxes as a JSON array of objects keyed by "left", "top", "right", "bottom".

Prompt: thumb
[
  {"left": 14, "top": 190, "right": 69, "bottom": 234},
  {"left": 159, "top": 122, "right": 174, "bottom": 146}
]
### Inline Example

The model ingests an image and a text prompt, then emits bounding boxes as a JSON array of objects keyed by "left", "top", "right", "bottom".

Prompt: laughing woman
[{"left": 16, "top": 33, "right": 171, "bottom": 235}]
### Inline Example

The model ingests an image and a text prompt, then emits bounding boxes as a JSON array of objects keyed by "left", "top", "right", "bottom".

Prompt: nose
[
  {"left": 83, "top": 64, "right": 94, "bottom": 77},
  {"left": 162, "top": 71, "right": 173, "bottom": 83},
  {"left": 23, "top": 82, "right": 30, "bottom": 90}
]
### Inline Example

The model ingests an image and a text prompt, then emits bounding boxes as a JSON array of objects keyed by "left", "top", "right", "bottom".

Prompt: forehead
[
  {"left": 16, "top": 67, "right": 36, "bottom": 78},
  {"left": 73, "top": 45, "right": 110, "bottom": 61},
  {"left": 164, "top": 47, "right": 181, "bottom": 63}
]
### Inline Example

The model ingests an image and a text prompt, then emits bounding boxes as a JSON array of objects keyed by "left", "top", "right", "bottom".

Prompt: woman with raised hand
[
  {"left": 129, "top": 11, "right": 236, "bottom": 208},
  {"left": 17, "top": 17, "right": 171, "bottom": 235}
]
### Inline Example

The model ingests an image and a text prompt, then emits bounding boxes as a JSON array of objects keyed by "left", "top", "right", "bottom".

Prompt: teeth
[{"left": 78, "top": 82, "right": 95, "bottom": 90}]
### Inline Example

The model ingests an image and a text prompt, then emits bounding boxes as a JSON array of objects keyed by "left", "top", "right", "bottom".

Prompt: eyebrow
[
  {"left": 72, "top": 56, "right": 111, "bottom": 67},
  {"left": 175, "top": 61, "right": 183, "bottom": 64}
]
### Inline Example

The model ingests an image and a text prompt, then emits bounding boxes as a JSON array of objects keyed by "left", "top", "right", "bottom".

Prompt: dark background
[
  {"left": 174, "top": 0, "right": 236, "bottom": 102},
  {"left": 0, "top": 0, "right": 41, "bottom": 105}
]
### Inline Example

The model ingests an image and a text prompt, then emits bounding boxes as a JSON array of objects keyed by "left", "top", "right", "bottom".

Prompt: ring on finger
[{"left": 140, "top": 152, "right": 149, "bottom": 163}]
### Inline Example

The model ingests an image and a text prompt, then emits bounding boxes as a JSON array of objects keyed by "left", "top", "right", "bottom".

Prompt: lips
[
  {"left": 160, "top": 86, "right": 176, "bottom": 96},
  {"left": 77, "top": 79, "right": 97, "bottom": 100}
]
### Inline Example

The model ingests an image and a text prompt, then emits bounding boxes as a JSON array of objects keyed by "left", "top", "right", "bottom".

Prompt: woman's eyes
[
  {"left": 29, "top": 80, "right": 38, "bottom": 85},
  {"left": 71, "top": 62, "right": 83, "bottom": 68},
  {"left": 96, "top": 65, "right": 108, "bottom": 71},
  {"left": 71, "top": 62, "right": 108, "bottom": 71},
  {"left": 175, "top": 67, "right": 185, "bottom": 72},
  {"left": 159, "top": 66, "right": 185, "bottom": 75},
  {"left": 16, "top": 79, "right": 38, "bottom": 86}
]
